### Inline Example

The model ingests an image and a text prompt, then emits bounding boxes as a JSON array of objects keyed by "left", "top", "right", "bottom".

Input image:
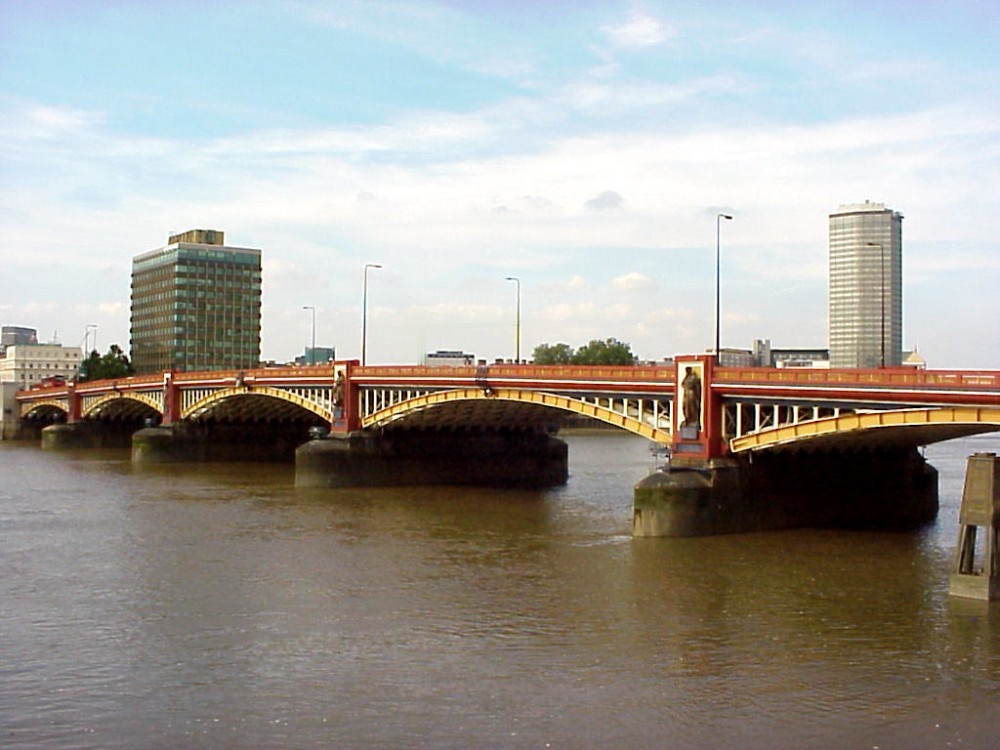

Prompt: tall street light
[
  {"left": 505, "top": 276, "right": 521, "bottom": 363},
  {"left": 302, "top": 305, "right": 316, "bottom": 365},
  {"left": 362, "top": 263, "right": 382, "bottom": 366},
  {"left": 866, "top": 242, "right": 886, "bottom": 368},
  {"left": 85, "top": 323, "right": 97, "bottom": 355},
  {"left": 715, "top": 213, "right": 733, "bottom": 362}
]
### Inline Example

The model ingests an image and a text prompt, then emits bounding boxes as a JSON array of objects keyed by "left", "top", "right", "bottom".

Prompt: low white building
[
  {"left": 0, "top": 343, "right": 83, "bottom": 388},
  {"left": 422, "top": 350, "right": 475, "bottom": 366}
]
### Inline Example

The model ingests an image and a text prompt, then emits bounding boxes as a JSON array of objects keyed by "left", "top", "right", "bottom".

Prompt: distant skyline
[{"left": 2, "top": 1, "right": 997, "bottom": 368}]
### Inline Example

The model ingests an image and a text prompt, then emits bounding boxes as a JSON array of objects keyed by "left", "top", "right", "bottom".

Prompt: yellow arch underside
[
  {"left": 363, "top": 387, "right": 672, "bottom": 444},
  {"left": 20, "top": 398, "right": 68, "bottom": 418},
  {"left": 83, "top": 392, "right": 162, "bottom": 416},
  {"left": 182, "top": 385, "right": 335, "bottom": 422},
  {"left": 730, "top": 406, "right": 1000, "bottom": 452}
]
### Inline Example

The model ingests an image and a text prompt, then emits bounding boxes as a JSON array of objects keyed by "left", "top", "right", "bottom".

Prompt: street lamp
[
  {"left": 505, "top": 276, "right": 521, "bottom": 363},
  {"left": 302, "top": 306, "right": 316, "bottom": 365},
  {"left": 362, "top": 263, "right": 382, "bottom": 366},
  {"left": 866, "top": 242, "right": 886, "bottom": 368},
  {"left": 85, "top": 324, "right": 97, "bottom": 355},
  {"left": 715, "top": 213, "right": 733, "bottom": 362}
]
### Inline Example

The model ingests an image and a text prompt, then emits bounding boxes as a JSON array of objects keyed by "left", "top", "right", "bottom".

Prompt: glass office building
[
  {"left": 0, "top": 326, "right": 38, "bottom": 357},
  {"left": 828, "top": 202, "right": 903, "bottom": 369},
  {"left": 130, "top": 230, "right": 262, "bottom": 374}
]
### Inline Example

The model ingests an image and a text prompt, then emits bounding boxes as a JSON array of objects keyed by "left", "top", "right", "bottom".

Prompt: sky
[{"left": 1, "top": 0, "right": 997, "bottom": 368}]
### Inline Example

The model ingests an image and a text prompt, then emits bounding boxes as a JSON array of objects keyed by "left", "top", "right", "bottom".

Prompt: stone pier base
[
  {"left": 41, "top": 423, "right": 95, "bottom": 450},
  {"left": 295, "top": 429, "right": 568, "bottom": 488},
  {"left": 132, "top": 423, "right": 314, "bottom": 463},
  {"left": 41, "top": 422, "right": 135, "bottom": 450},
  {"left": 132, "top": 426, "right": 204, "bottom": 463},
  {"left": 634, "top": 447, "right": 938, "bottom": 537}
]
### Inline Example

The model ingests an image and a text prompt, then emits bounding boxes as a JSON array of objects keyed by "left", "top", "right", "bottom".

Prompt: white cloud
[
  {"left": 17, "top": 104, "right": 106, "bottom": 136},
  {"left": 612, "top": 272, "right": 653, "bottom": 291},
  {"left": 601, "top": 12, "right": 673, "bottom": 48}
]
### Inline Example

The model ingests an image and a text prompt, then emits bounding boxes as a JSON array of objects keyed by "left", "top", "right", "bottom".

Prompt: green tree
[
  {"left": 571, "top": 338, "right": 637, "bottom": 365},
  {"left": 532, "top": 342, "right": 575, "bottom": 364},
  {"left": 78, "top": 344, "right": 135, "bottom": 382}
]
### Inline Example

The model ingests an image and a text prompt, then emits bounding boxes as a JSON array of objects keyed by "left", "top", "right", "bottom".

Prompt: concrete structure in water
[
  {"left": 949, "top": 453, "right": 1000, "bottom": 601},
  {"left": 296, "top": 430, "right": 568, "bottom": 489}
]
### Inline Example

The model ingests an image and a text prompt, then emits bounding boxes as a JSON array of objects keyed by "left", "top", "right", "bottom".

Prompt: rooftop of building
[{"left": 831, "top": 200, "right": 903, "bottom": 219}]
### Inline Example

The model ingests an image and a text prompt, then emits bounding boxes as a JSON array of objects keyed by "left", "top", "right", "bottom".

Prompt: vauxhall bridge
[
  {"left": 17, "top": 355, "right": 998, "bottom": 458},
  {"left": 14, "top": 355, "right": 1000, "bottom": 598}
]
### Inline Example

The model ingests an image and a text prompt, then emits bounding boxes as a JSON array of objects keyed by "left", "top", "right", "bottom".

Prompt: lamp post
[
  {"left": 81, "top": 324, "right": 98, "bottom": 380},
  {"left": 505, "top": 276, "right": 521, "bottom": 363},
  {"left": 362, "top": 263, "right": 381, "bottom": 366},
  {"left": 866, "top": 242, "right": 886, "bottom": 368},
  {"left": 714, "top": 213, "right": 733, "bottom": 362},
  {"left": 302, "top": 306, "right": 316, "bottom": 365},
  {"left": 85, "top": 324, "right": 97, "bottom": 355}
]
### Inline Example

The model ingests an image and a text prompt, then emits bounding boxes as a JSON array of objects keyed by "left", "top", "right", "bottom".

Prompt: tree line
[
  {"left": 77, "top": 344, "right": 135, "bottom": 381},
  {"left": 531, "top": 338, "right": 637, "bottom": 366}
]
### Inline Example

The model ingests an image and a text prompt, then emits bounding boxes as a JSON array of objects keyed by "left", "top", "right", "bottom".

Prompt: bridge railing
[
  {"left": 714, "top": 367, "right": 1000, "bottom": 390},
  {"left": 352, "top": 364, "right": 677, "bottom": 383}
]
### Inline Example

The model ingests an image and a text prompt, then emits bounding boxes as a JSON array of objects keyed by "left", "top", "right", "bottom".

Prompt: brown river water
[{"left": 1, "top": 432, "right": 998, "bottom": 749}]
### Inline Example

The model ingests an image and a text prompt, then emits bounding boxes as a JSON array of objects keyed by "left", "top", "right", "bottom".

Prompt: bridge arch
[
  {"left": 363, "top": 387, "right": 672, "bottom": 443},
  {"left": 182, "top": 386, "right": 335, "bottom": 423},
  {"left": 83, "top": 392, "right": 162, "bottom": 420},
  {"left": 730, "top": 406, "right": 1000, "bottom": 453},
  {"left": 20, "top": 400, "right": 68, "bottom": 421}
]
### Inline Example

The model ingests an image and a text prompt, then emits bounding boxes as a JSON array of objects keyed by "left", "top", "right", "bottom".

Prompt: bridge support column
[
  {"left": 132, "top": 426, "right": 203, "bottom": 463},
  {"left": 633, "top": 458, "right": 770, "bottom": 537},
  {"left": 41, "top": 423, "right": 97, "bottom": 450},
  {"left": 132, "top": 422, "right": 312, "bottom": 463},
  {"left": 295, "top": 429, "right": 568, "bottom": 488},
  {"left": 634, "top": 447, "right": 938, "bottom": 537},
  {"left": 949, "top": 453, "right": 1000, "bottom": 601},
  {"left": 41, "top": 422, "right": 135, "bottom": 449}
]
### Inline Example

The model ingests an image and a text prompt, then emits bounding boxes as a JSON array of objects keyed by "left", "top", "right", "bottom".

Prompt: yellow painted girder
[
  {"left": 182, "top": 386, "right": 335, "bottom": 423},
  {"left": 364, "top": 387, "right": 672, "bottom": 444},
  {"left": 83, "top": 391, "right": 162, "bottom": 417},
  {"left": 730, "top": 406, "right": 1000, "bottom": 453},
  {"left": 20, "top": 398, "right": 69, "bottom": 418}
]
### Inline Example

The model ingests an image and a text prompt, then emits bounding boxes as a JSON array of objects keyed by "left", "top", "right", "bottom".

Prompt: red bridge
[{"left": 17, "top": 354, "right": 1000, "bottom": 460}]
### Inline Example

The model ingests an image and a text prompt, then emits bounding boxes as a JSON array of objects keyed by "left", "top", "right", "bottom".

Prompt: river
[{"left": 1, "top": 432, "right": 998, "bottom": 749}]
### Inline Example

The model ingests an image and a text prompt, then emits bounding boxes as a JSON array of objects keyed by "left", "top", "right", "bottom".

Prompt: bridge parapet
[{"left": 714, "top": 366, "right": 1000, "bottom": 390}]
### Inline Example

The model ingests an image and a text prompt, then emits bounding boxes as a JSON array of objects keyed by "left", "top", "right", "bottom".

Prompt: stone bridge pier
[
  {"left": 42, "top": 421, "right": 145, "bottom": 450},
  {"left": 132, "top": 421, "right": 316, "bottom": 463},
  {"left": 632, "top": 354, "right": 942, "bottom": 536},
  {"left": 634, "top": 447, "right": 939, "bottom": 537},
  {"left": 295, "top": 428, "right": 568, "bottom": 488}
]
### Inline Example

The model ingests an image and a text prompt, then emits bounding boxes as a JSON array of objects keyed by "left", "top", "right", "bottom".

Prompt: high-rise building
[
  {"left": 0, "top": 326, "right": 38, "bottom": 357},
  {"left": 828, "top": 201, "right": 903, "bottom": 368},
  {"left": 130, "top": 229, "right": 262, "bottom": 374}
]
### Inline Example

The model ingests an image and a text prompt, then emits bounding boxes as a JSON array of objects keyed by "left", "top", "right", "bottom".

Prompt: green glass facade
[{"left": 130, "top": 235, "right": 262, "bottom": 374}]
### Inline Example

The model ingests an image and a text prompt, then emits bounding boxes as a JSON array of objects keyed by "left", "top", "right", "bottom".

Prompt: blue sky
[{"left": 1, "top": 0, "right": 997, "bottom": 367}]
